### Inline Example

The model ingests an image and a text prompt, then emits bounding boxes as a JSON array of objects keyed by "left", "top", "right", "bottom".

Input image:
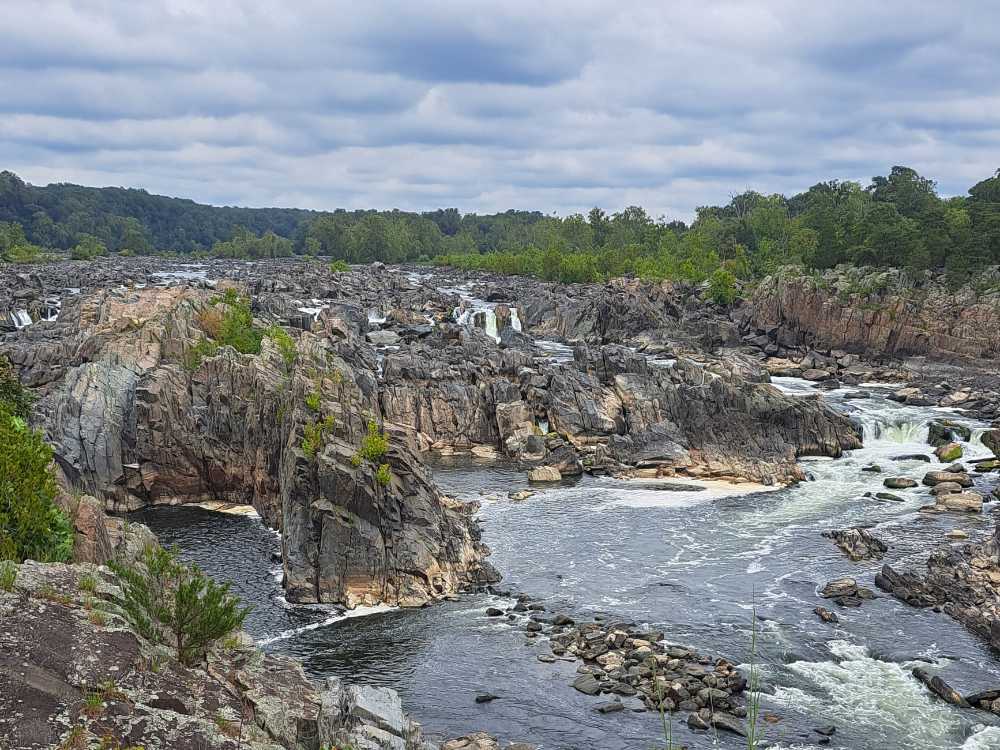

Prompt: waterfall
[{"left": 12, "top": 309, "right": 32, "bottom": 329}]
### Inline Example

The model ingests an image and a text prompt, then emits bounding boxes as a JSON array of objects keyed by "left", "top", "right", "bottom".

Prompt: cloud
[{"left": 2, "top": 0, "right": 1000, "bottom": 219}]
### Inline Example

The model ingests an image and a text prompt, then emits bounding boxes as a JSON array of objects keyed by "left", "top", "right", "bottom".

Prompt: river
[
  {"left": 133, "top": 273, "right": 1000, "bottom": 750},
  {"left": 136, "top": 374, "right": 1000, "bottom": 750}
]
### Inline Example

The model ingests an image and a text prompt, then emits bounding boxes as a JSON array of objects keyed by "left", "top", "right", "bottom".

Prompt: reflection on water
[{"left": 139, "top": 381, "right": 1000, "bottom": 750}]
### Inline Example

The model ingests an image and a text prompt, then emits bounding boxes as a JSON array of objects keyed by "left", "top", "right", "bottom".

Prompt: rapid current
[{"left": 137, "top": 273, "right": 1000, "bottom": 750}]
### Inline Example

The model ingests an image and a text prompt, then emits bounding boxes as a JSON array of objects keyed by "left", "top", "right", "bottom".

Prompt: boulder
[
  {"left": 934, "top": 442, "right": 964, "bottom": 462},
  {"left": 528, "top": 466, "right": 562, "bottom": 482},
  {"left": 933, "top": 492, "right": 983, "bottom": 513},
  {"left": 922, "top": 471, "right": 973, "bottom": 488},
  {"left": 884, "top": 477, "right": 917, "bottom": 489},
  {"left": 985, "top": 429, "right": 1000, "bottom": 457},
  {"left": 823, "top": 528, "right": 888, "bottom": 561}
]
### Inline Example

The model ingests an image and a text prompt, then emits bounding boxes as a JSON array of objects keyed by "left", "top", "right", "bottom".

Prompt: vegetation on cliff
[{"left": 0, "top": 357, "right": 72, "bottom": 563}]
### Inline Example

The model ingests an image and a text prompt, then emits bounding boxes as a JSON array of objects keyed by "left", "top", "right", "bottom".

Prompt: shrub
[
  {"left": 0, "top": 356, "right": 34, "bottom": 420},
  {"left": 302, "top": 415, "right": 335, "bottom": 460},
  {"left": 350, "top": 453, "right": 362, "bottom": 468},
  {"left": 375, "top": 463, "right": 392, "bottom": 486},
  {"left": 266, "top": 325, "right": 298, "bottom": 369},
  {"left": 0, "top": 560, "right": 15, "bottom": 591},
  {"left": 217, "top": 293, "right": 263, "bottom": 355},
  {"left": 0, "top": 407, "right": 73, "bottom": 563},
  {"left": 109, "top": 545, "right": 249, "bottom": 666},
  {"left": 79, "top": 572, "right": 97, "bottom": 594},
  {"left": 330, "top": 260, "right": 350, "bottom": 273},
  {"left": 359, "top": 420, "right": 389, "bottom": 462},
  {"left": 305, "top": 391, "right": 321, "bottom": 413},
  {"left": 183, "top": 338, "right": 219, "bottom": 371},
  {"left": 707, "top": 268, "right": 738, "bottom": 306},
  {"left": 197, "top": 306, "right": 224, "bottom": 338}
]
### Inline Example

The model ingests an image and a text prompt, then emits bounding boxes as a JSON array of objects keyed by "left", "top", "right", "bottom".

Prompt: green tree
[
  {"left": 0, "top": 406, "right": 72, "bottom": 563},
  {"left": 109, "top": 545, "right": 249, "bottom": 666},
  {"left": 71, "top": 233, "right": 107, "bottom": 260}
]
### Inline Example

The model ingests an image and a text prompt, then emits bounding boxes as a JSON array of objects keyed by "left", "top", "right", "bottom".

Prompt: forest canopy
[{"left": 2, "top": 167, "right": 999, "bottom": 285}]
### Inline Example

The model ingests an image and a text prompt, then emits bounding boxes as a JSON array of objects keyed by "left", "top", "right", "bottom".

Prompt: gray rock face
[
  {"left": 1, "top": 269, "right": 496, "bottom": 609},
  {"left": 877, "top": 523, "right": 1000, "bottom": 650},
  {"left": 824, "top": 527, "right": 888, "bottom": 561}
]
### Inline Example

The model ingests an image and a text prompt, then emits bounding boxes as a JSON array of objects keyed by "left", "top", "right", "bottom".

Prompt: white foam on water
[
  {"left": 258, "top": 603, "right": 396, "bottom": 645},
  {"left": 12, "top": 309, "right": 32, "bottom": 329},
  {"left": 963, "top": 726, "right": 1000, "bottom": 749},
  {"left": 599, "top": 477, "right": 780, "bottom": 510},
  {"left": 772, "top": 640, "right": 970, "bottom": 748}
]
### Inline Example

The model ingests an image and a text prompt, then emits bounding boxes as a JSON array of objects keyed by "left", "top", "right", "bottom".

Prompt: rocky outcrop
[
  {"left": 745, "top": 266, "right": 1000, "bottom": 361},
  {"left": 0, "top": 560, "right": 435, "bottom": 750},
  {"left": 876, "top": 524, "right": 1000, "bottom": 649},
  {"left": 1, "top": 268, "right": 497, "bottom": 609},
  {"left": 823, "top": 527, "right": 888, "bottom": 561}
]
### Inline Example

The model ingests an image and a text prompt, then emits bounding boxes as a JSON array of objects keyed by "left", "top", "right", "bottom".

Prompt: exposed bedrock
[
  {"left": 744, "top": 266, "right": 1000, "bottom": 361},
  {"left": 1, "top": 276, "right": 496, "bottom": 609}
]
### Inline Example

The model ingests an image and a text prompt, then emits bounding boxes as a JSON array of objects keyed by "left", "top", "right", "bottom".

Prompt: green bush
[
  {"left": 301, "top": 415, "right": 335, "bottom": 460},
  {"left": 0, "top": 407, "right": 73, "bottom": 563},
  {"left": 305, "top": 391, "right": 321, "bottom": 413},
  {"left": 359, "top": 420, "right": 389, "bottom": 462},
  {"left": 707, "top": 268, "right": 738, "bottom": 306},
  {"left": 266, "top": 325, "right": 298, "bottom": 369},
  {"left": 0, "top": 356, "right": 34, "bottom": 421},
  {"left": 217, "top": 293, "right": 262, "bottom": 355},
  {"left": 109, "top": 545, "right": 249, "bottom": 666},
  {"left": 330, "top": 259, "right": 350, "bottom": 273},
  {"left": 375, "top": 463, "right": 392, "bottom": 486},
  {"left": 0, "top": 560, "right": 15, "bottom": 592},
  {"left": 183, "top": 338, "right": 220, "bottom": 371},
  {"left": 71, "top": 234, "right": 107, "bottom": 260}
]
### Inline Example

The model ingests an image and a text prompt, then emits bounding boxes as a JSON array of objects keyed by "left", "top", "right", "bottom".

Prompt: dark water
[{"left": 139, "top": 383, "right": 1000, "bottom": 750}]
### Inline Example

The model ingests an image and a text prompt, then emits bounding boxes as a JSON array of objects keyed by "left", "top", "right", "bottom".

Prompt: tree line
[{"left": 2, "top": 167, "right": 999, "bottom": 281}]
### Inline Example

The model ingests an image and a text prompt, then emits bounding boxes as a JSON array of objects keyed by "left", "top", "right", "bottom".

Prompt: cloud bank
[{"left": 3, "top": 0, "right": 999, "bottom": 219}]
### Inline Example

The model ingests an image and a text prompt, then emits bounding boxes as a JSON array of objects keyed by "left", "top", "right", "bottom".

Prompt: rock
[
  {"left": 365, "top": 329, "right": 401, "bottom": 346},
  {"left": 572, "top": 673, "right": 602, "bottom": 695},
  {"left": 928, "top": 420, "right": 972, "bottom": 448},
  {"left": 527, "top": 466, "right": 562, "bottom": 482},
  {"left": 823, "top": 528, "right": 888, "bottom": 561},
  {"left": 509, "top": 489, "right": 536, "bottom": 501},
  {"left": 874, "top": 492, "right": 905, "bottom": 502},
  {"left": 475, "top": 693, "right": 499, "bottom": 703},
  {"left": 944, "top": 529, "right": 969, "bottom": 540},
  {"left": 814, "top": 606, "right": 840, "bottom": 624},
  {"left": 3, "top": 560, "right": 428, "bottom": 750},
  {"left": 594, "top": 700, "right": 624, "bottom": 714},
  {"left": 884, "top": 477, "right": 917, "bottom": 489},
  {"left": 930, "top": 482, "right": 964, "bottom": 496},
  {"left": 802, "top": 368, "right": 831, "bottom": 381},
  {"left": 931, "top": 492, "right": 983, "bottom": 513},
  {"left": 934, "top": 442, "right": 964, "bottom": 462},
  {"left": 819, "top": 578, "right": 858, "bottom": 599},
  {"left": 815, "top": 726, "right": 837, "bottom": 736},
  {"left": 442, "top": 732, "right": 501, "bottom": 750},
  {"left": 485, "top": 607, "right": 504, "bottom": 617},
  {"left": 892, "top": 454, "right": 931, "bottom": 462},
  {"left": 922, "top": 471, "right": 973, "bottom": 488},
  {"left": 912, "top": 668, "right": 969, "bottom": 707},
  {"left": 985, "top": 429, "right": 1000, "bottom": 457},
  {"left": 709, "top": 712, "right": 747, "bottom": 736},
  {"left": 687, "top": 712, "right": 711, "bottom": 730},
  {"left": 861, "top": 464, "right": 882, "bottom": 473}
]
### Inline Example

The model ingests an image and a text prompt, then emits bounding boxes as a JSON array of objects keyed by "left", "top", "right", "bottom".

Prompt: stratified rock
[
  {"left": 912, "top": 668, "right": 969, "bottom": 707},
  {"left": 928, "top": 420, "right": 972, "bottom": 448},
  {"left": 923, "top": 492, "right": 983, "bottom": 513},
  {"left": 820, "top": 578, "right": 858, "bottom": 599},
  {"left": 985, "top": 429, "right": 1000, "bottom": 458}
]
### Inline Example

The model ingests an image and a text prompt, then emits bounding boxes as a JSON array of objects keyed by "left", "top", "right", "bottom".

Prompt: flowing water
[{"left": 137, "top": 373, "right": 1000, "bottom": 749}]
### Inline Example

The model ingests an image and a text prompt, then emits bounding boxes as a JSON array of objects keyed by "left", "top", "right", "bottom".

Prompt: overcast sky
[{"left": 3, "top": 1, "right": 1000, "bottom": 220}]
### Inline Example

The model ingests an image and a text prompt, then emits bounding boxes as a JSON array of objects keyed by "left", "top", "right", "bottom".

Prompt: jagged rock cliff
[
  {"left": 1, "top": 275, "right": 496, "bottom": 609},
  {"left": 744, "top": 266, "right": 1000, "bottom": 361}
]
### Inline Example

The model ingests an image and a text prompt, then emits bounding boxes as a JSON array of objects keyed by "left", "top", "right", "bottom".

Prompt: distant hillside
[{"left": 0, "top": 171, "right": 319, "bottom": 253}]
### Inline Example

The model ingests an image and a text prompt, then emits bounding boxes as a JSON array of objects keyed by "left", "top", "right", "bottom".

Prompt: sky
[{"left": 3, "top": 0, "right": 1000, "bottom": 221}]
